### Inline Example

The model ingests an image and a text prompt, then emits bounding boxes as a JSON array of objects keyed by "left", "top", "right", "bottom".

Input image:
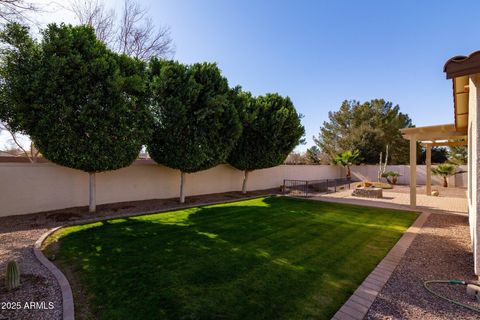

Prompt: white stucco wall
[
  {"left": 468, "top": 74, "right": 480, "bottom": 275},
  {"left": 0, "top": 162, "right": 343, "bottom": 217},
  {"left": 0, "top": 161, "right": 468, "bottom": 218},
  {"left": 350, "top": 165, "right": 467, "bottom": 187}
]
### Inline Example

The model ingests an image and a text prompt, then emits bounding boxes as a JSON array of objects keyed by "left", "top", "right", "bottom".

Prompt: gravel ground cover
[
  {"left": 367, "top": 213, "right": 480, "bottom": 319},
  {"left": 0, "top": 226, "right": 60, "bottom": 320},
  {"left": 315, "top": 186, "right": 468, "bottom": 214},
  {"left": 384, "top": 185, "right": 467, "bottom": 199}
]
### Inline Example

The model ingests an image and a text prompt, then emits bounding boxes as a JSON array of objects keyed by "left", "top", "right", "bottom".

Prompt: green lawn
[{"left": 43, "top": 196, "right": 417, "bottom": 320}]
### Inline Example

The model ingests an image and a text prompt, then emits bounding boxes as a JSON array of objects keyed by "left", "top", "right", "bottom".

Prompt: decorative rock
[
  {"left": 352, "top": 187, "right": 383, "bottom": 198},
  {"left": 431, "top": 190, "right": 439, "bottom": 197}
]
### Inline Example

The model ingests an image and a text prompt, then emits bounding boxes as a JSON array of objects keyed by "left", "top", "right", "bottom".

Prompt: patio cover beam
[
  {"left": 401, "top": 123, "right": 467, "bottom": 206},
  {"left": 400, "top": 124, "right": 467, "bottom": 141},
  {"left": 402, "top": 133, "right": 467, "bottom": 141},
  {"left": 420, "top": 140, "right": 468, "bottom": 147}
]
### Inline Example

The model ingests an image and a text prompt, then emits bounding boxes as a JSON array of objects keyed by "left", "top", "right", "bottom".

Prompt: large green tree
[
  {"left": 305, "top": 146, "right": 322, "bottom": 164},
  {"left": 0, "top": 23, "right": 151, "bottom": 212},
  {"left": 228, "top": 92, "right": 305, "bottom": 193},
  {"left": 448, "top": 145, "right": 467, "bottom": 165},
  {"left": 420, "top": 147, "right": 448, "bottom": 164},
  {"left": 314, "top": 99, "right": 413, "bottom": 164},
  {"left": 147, "top": 59, "right": 241, "bottom": 203}
]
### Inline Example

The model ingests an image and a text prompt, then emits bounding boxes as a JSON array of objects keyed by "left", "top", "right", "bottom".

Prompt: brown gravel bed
[
  {"left": 384, "top": 185, "right": 467, "bottom": 199},
  {"left": 367, "top": 213, "right": 480, "bottom": 319},
  {"left": 0, "top": 189, "right": 277, "bottom": 320},
  {"left": 0, "top": 227, "right": 61, "bottom": 320}
]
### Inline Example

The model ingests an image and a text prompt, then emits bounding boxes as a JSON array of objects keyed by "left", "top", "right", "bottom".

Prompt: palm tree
[
  {"left": 333, "top": 150, "right": 360, "bottom": 179},
  {"left": 431, "top": 164, "right": 456, "bottom": 187}
]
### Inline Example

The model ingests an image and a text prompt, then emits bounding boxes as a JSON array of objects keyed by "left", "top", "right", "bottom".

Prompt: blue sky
[
  {"left": 143, "top": 0, "right": 479, "bottom": 151},
  {"left": 2, "top": 0, "right": 480, "bottom": 151}
]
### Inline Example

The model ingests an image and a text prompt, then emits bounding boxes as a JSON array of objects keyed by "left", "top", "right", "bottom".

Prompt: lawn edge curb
[
  {"left": 33, "top": 193, "right": 275, "bottom": 320},
  {"left": 332, "top": 211, "right": 431, "bottom": 320},
  {"left": 34, "top": 226, "right": 74, "bottom": 320}
]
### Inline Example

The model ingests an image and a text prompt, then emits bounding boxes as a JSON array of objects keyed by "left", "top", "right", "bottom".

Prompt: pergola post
[
  {"left": 426, "top": 144, "right": 432, "bottom": 195},
  {"left": 410, "top": 136, "right": 417, "bottom": 208},
  {"left": 400, "top": 124, "right": 467, "bottom": 209}
]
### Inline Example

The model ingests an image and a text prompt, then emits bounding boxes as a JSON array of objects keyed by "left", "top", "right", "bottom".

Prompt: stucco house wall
[{"left": 468, "top": 74, "right": 480, "bottom": 275}]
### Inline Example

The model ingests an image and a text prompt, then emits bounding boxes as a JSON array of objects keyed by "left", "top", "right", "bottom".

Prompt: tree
[
  {"left": 332, "top": 150, "right": 360, "bottom": 179},
  {"left": 71, "top": 0, "right": 114, "bottom": 44},
  {"left": 147, "top": 59, "right": 241, "bottom": 203},
  {"left": 284, "top": 151, "right": 307, "bottom": 165},
  {"left": 0, "top": 0, "right": 38, "bottom": 24},
  {"left": 305, "top": 146, "right": 322, "bottom": 164},
  {"left": 227, "top": 92, "right": 304, "bottom": 193},
  {"left": 71, "top": 0, "right": 174, "bottom": 60},
  {"left": 0, "top": 122, "right": 39, "bottom": 161},
  {"left": 420, "top": 147, "right": 448, "bottom": 164},
  {"left": 381, "top": 171, "right": 400, "bottom": 185},
  {"left": 314, "top": 99, "right": 413, "bottom": 164},
  {"left": 448, "top": 145, "right": 467, "bottom": 165},
  {"left": 0, "top": 23, "right": 151, "bottom": 212},
  {"left": 431, "top": 164, "right": 457, "bottom": 187}
]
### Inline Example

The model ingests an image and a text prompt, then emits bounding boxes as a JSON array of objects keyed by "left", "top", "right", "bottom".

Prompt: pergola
[{"left": 400, "top": 124, "right": 467, "bottom": 208}]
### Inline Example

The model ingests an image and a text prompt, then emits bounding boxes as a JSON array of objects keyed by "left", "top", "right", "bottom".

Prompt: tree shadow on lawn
[{"left": 46, "top": 197, "right": 417, "bottom": 320}]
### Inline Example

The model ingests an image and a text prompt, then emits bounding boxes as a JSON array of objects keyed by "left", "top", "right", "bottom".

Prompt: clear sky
[{"left": 2, "top": 0, "right": 480, "bottom": 151}]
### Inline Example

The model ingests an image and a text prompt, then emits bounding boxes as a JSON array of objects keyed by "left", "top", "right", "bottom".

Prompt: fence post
[
  {"left": 305, "top": 180, "right": 309, "bottom": 197},
  {"left": 283, "top": 179, "right": 286, "bottom": 195}
]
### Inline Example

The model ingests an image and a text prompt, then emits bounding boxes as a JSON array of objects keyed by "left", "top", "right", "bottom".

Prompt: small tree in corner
[
  {"left": 0, "top": 23, "right": 151, "bottom": 212},
  {"left": 332, "top": 150, "right": 360, "bottom": 179},
  {"left": 431, "top": 163, "right": 457, "bottom": 187},
  {"left": 147, "top": 60, "right": 241, "bottom": 203},
  {"left": 228, "top": 92, "right": 305, "bottom": 194}
]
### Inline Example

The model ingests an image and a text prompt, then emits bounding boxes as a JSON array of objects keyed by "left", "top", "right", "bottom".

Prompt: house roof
[
  {"left": 444, "top": 50, "right": 480, "bottom": 79},
  {"left": 443, "top": 50, "right": 480, "bottom": 131}
]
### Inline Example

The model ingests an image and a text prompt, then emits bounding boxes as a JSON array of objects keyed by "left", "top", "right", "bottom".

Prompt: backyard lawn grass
[{"left": 43, "top": 196, "right": 417, "bottom": 320}]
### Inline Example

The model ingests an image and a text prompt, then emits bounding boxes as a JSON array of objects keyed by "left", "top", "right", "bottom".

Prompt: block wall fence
[{"left": 0, "top": 160, "right": 467, "bottom": 217}]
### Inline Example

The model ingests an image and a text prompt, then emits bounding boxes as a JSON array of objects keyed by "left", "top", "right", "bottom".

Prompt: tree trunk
[
  {"left": 242, "top": 170, "right": 249, "bottom": 194},
  {"left": 443, "top": 176, "right": 448, "bottom": 188},
  {"left": 180, "top": 171, "right": 186, "bottom": 203},
  {"left": 89, "top": 172, "right": 96, "bottom": 213},
  {"left": 346, "top": 166, "right": 351, "bottom": 179}
]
